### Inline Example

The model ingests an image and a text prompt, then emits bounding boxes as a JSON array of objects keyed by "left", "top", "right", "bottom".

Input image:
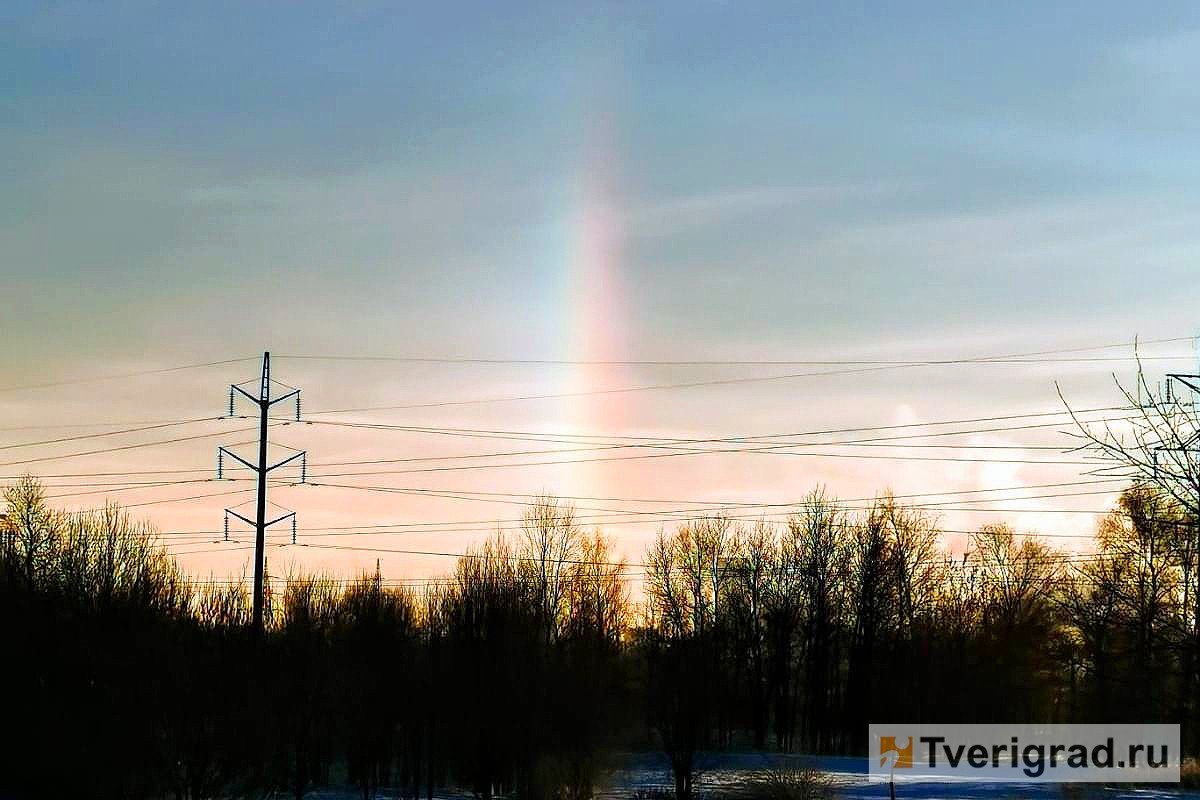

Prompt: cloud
[{"left": 625, "top": 182, "right": 910, "bottom": 239}]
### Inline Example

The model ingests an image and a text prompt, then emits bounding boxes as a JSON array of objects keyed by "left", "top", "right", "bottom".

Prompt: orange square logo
[{"left": 880, "top": 735, "right": 913, "bottom": 769}]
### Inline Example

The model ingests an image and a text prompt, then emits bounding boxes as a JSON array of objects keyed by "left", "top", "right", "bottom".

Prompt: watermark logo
[
  {"left": 879, "top": 735, "right": 912, "bottom": 770},
  {"left": 868, "top": 724, "right": 1179, "bottom": 783}
]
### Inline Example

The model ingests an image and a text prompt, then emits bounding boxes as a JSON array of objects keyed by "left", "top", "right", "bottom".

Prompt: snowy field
[
  {"left": 300, "top": 752, "right": 1200, "bottom": 800},
  {"left": 599, "top": 753, "right": 1200, "bottom": 800}
]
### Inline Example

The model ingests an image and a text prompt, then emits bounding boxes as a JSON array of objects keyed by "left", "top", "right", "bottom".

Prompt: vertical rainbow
[{"left": 564, "top": 106, "right": 629, "bottom": 496}]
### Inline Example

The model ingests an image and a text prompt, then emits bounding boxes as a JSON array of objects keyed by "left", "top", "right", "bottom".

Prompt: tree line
[
  {"left": 2, "top": 475, "right": 1197, "bottom": 799},
  {"left": 640, "top": 486, "right": 1198, "bottom": 795}
]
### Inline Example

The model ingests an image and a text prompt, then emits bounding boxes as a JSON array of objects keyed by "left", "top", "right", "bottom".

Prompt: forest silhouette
[{"left": 2, "top": 475, "right": 1197, "bottom": 799}]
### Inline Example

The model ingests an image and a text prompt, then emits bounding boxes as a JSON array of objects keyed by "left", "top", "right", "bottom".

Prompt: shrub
[{"left": 742, "top": 766, "right": 837, "bottom": 800}]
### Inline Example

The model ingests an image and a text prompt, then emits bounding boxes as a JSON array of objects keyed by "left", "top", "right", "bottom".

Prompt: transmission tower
[
  {"left": 1161, "top": 369, "right": 1200, "bottom": 593},
  {"left": 1157, "top": 370, "right": 1200, "bottom": 511},
  {"left": 1155, "top": 369, "right": 1200, "bottom": 755},
  {"left": 217, "top": 351, "right": 306, "bottom": 632}
]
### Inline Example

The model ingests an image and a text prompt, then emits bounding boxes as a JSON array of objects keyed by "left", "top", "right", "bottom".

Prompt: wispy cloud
[{"left": 626, "top": 182, "right": 911, "bottom": 239}]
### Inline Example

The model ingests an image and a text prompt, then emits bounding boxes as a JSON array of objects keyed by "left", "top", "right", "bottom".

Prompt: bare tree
[
  {"left": 678, "top": 521, "right": 712, "bottom": 637},
  {"left": 732, "top": 520, "right": 776, "bottom": 748},
  {"left": 1061, "top": 352, "right": 1200, "bottom": 745},
  {"left": 789, "top": 490, "right": 850, "bottom": 752},
  {"left": 882, "top": 494, "right": 941, "bottom": 637},
  {"left": 970, "top": 524, "right": 1058, "bottom": 631},
  {"left": 646, "top": 527, "right": 690, "bottom": 637},
  {"left": 520, "top": 495, "right": 583, "bottom": 643},
  {"left": 1060, "top": 356, "right": 1199, "bottom": 632},
  {"left": 3, "top": 475, "right": 63, "bottom": 587},
  {"left": 566, "top": 530, "right": 629, "bottom": 644}
]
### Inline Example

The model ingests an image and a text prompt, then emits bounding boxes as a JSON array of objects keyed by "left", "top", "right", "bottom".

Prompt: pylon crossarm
[
  {"left": 225, "top": 509, "right": 256, "bottom": 527},
  {"left": 218, "top": 446, "right": 258, "bottom": 472},
  {"left": 265, "top": 511, "right": 296, "bottom": 528},
  {"left": 231, "top": 384, "right": 261, "bottom": 405},
  {"left": 268, "top": 388, "right": 300, "bottom": 408},
  {"left": 267, "top": 450, "right": 306, "bottom": 473},
  {"left": 1168, "top": 374, "right": 1200, "bottom": 395}
]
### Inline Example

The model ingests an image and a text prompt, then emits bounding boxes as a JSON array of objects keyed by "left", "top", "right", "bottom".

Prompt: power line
[
  {"left": 165, "top": 541, "right": 1169, "bottom": 590},
  {"left": 299, "top": 420, "right": 1127, "bottom": 467},
  {"left": 316, "top": 480, "right": 1123, "bottom": 519},
  {"left": 303, "top": 338, "right": 1196, "bottom": 414},
  {"left": 241, "top": 541, "right": 1139, "bottom": 574},
  {"left": 60, "top": 486, "right": 258, "bottom": 513},
  {"left": 0, "top": 425, "right": 265, "bottom": 468},
  {"left": 0, "top": 419, "right": 214, "bottom": 432},
  {"left": 279, "top": 355, "right": 1193, "bottom": 367},
  {"left": 0, "top": 406, "right": 1130, "bottom": 483},
  {"left": 298, "top": 442, "right": 1091, "bottom": 470},
  {"left": 298, "top": 446, "right": 1096, "bottom": 478},
  {"left": 293, "top": 408, "right": 1143, "bottom": 474},
  {"left": 301, "top": 476, "right": 1131, "bottom": 515},
  {"left": 145, "top": 477, "right": 1127, "bottom": 539},
  {"left": 277, "top": 335, "right": 1195, "bottom": 367},
  {"left": 293, "top": 482, "right": 1125, "bottom": 535},
  {"left": 168, "top": 543, "right": 257, "bottom": 557},
  {"left": 0, "top": 356, "right": 256, "bottom": 394},
  {"left": 0, "top": 467, "right": 229, "bottom": 480},
  {"left": 42, "top": 478, "right": 233, "bottom": 500},
  {"left": 160, "top": 536, "right": 1189, "bottom": 600},
  {"left": 0, "top": 417, "right": 220, "bottom": 451},
  {"left": 304, "top": 406, "right": 1133, "bottom": 448},
  {"left": 168, "top": 481, "right": 1113, "bottom": 543},
  {"left": 95, "top": 475, "right": 1133, "bottom": 533},
  {"left": 38, "top": 478, "right": 245, "bottom": 490}
]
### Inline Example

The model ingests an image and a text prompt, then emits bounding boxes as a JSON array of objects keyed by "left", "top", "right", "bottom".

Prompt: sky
[{"left": 2, "top": 2, "right": 1200, "bottom": 585}]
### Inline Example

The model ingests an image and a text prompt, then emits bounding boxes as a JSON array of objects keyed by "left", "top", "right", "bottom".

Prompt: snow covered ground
[
  {"left": 598, "top": 752, "right": 1200, "bottom": 800},
  {"left": 297, "top": 752, "right": 1200, "bottom": 800}
]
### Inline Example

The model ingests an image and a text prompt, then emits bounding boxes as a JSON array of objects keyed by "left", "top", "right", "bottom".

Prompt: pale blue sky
[{"left": 4, "top": 2, "right": 1199, "bottom": 368}]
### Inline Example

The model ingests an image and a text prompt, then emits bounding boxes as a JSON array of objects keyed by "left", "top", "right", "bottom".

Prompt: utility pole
[
  {"left": 1158, "top": 370, "right": 1200, "bottom": 756},
  {"left": 1162, "top": 371, "right": 1200, "bottom": 626},
  {"left": 218, "top": 352, "right": 306, "bottom": 632}
]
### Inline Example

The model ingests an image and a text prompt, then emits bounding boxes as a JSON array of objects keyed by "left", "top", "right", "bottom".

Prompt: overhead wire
[
  {"left": 0, "top": 417, "right": 222, "bottom": 450},
  {"left": 301, "top": 337, "right": 1196, "bottom": 414},
  {"left": 0, "top": 422, "right": 293, "bottom": 468},
  {"left": 0, "top": 356, "right": 257, "bottom": 394},
  {"left": 278, "top": 335, "right": 1195, "bottom": 368},
  {"left": 5, "top": 337, "right": 1195, "bottom": 588}
]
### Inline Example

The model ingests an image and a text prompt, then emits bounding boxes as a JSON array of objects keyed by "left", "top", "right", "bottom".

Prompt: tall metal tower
[{"left": 218, "top": 351, "right": 306, "bottom": 632}]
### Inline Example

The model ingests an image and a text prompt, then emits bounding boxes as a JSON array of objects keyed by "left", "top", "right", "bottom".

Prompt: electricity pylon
[
  {"left": 1157, "top": 370, "right": 1200, "bottom": 755},
  {"left": 218, "top": 351, "right": 306, "bottom": 632},
  {"left": 1163, "top": 368, "right": 1200, "bottom": 592}
]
